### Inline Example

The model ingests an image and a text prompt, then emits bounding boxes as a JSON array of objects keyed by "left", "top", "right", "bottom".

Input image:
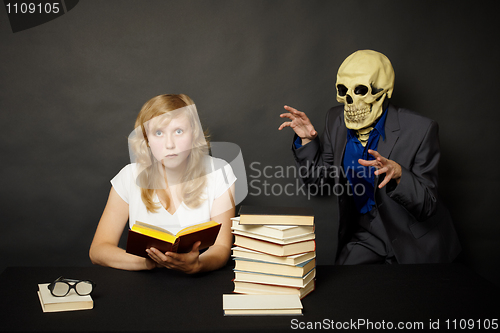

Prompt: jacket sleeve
[
  {"left": 291, "top": 109, "right": 339, "bottom": 189},
  {"left": 386, "top": 120, "right": 441, "bottom": 221}
]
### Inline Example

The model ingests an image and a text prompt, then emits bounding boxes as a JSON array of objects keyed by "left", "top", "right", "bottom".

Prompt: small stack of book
[
  {"left": 37, "top": 283, "right": 93, "bottom": 313},
  {"left": 231, "top": 206, "right": 316, "bottom": 300}
]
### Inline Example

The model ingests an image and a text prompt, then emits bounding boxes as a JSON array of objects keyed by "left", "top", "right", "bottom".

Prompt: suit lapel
[
  {"left": 374, "top": 105, "right": 400, "bottom": 191},
  {"left": 377, "top": 104, "right": 400, "bottom": 160},
  {"left": 334, "top": 113, "right": 347, "bottom": 169}
]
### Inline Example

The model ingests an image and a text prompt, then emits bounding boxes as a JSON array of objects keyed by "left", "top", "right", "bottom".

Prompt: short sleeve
[
  {"left": 110, "top": 164, "right": 133, "bottom": 204},
  {"left": 213, "top": 159, "right": 237, "bottom": 199}
]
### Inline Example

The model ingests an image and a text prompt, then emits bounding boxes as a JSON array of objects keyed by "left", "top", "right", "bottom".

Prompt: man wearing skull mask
[{"left": 279, "top": 50, "right": 461, "bottom": 264}]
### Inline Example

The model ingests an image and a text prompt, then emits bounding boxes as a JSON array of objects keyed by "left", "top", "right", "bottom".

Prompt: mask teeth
[{"left": 344, "top": 105, "right": 371, "bottom": 122}]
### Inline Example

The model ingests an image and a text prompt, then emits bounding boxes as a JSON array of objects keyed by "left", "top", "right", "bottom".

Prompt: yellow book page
[
  {"left": 132, "top": 225, "right": 177, "bottom": 243},
  {"left": 176, "top": 221, "right": 220, "bottom": 237}
]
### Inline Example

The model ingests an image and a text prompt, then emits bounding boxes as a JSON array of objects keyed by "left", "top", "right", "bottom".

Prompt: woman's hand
[
  {"left": 144, "top": 257, "right": 159, "bottom": 270},
  {"left": 146, "top": 241, "right": 202, "bottom": 274}
]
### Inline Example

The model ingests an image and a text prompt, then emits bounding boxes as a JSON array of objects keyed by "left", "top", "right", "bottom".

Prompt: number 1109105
[
  {"left": 445, "top": 319, "right": 498, "bottom": 330},
  {"left": 6, "top": 2, "right": 61, "bottom": 14}
]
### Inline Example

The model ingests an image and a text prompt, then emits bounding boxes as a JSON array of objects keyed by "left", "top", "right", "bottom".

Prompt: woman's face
[{"left": 147, "top": 113, "right": 193, "bottom": 171}]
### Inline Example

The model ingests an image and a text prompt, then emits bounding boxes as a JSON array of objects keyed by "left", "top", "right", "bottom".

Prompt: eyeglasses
[{"left": 47, "top": 276, "right": 96, "bottom": 297}]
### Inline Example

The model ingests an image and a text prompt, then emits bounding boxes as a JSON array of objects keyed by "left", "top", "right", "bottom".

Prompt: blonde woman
[{"left": 90, "top": 94, "right": 235, "bottom": 273}]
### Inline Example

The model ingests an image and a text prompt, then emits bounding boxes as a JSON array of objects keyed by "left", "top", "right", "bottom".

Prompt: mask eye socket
[
  {"left": 354, "top": 85, "right": 368, "bottom": 95},
  {"left": 337, "top": 84, "right": 348, "bottom": 96},
  {"left": 371, "top": 84, "right": 383, "bottom": 95}
]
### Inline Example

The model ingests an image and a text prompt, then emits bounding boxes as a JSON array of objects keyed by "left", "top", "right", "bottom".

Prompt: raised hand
[
  {"left": 358, "top": 149, "right": 402, "bottom": 189},
  {"left": 278, "top": 105, "right": 317, "bottom": 145}
]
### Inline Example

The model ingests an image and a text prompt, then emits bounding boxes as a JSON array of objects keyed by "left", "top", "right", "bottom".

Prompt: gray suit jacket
[{"left": 292, "top": 104, "right": 461, "bottom": 263}]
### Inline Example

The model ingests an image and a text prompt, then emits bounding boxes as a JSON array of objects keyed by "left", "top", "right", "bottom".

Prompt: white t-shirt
[{"left": 111, "top": 157, "right": 236, "bottom": 234}]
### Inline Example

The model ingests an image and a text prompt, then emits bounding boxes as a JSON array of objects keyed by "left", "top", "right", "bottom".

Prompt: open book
[{"left": 126, "top": 221, "right": 221, "bottom": 257}]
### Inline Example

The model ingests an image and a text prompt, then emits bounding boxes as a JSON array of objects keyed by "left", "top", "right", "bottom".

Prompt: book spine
[{"left": 172, "top": 238, "right": 180, "bottom": 252}]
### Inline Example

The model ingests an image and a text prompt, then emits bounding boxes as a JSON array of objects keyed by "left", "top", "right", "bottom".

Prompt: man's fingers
[
  {"left": 358, "top": 158, "right": 377, "bottom": 167},
  {"left": 284, "top": 105, "right": 299, "bottom": 113},
  {"left": 279, "top": 111, "right": 297, "bottom": 131},
  {"left": 279, "top": 112, "right": 295, "bottom": 120},
  {"left": 369, "top": 150, "right": 392, "bottom": 169},
  {"left": 359, "top": 151, "right": 400, "bottom": 188},
  {"left": 284, "top": 105, "right": 305, "bottom": 118},
  {"left": 377, "top": 157, "right": 388, "bottom": 166},
  {"left": 368, "top": 149, "right": 380, "bottom": 156},
  {"left": 278, "top": 121, "right": 292, "bottom": 131},
  {"left": 374, "top": 166, "right": 389, "bottom": 176},
  {"left": 378, "top": 175, "right": 391, "bottom": 188},
  {"left": 379, "top": 168, "right": 396, "bottom": 188}
]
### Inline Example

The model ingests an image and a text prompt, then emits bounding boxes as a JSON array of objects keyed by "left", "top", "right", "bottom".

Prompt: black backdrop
[{"left": 1, "top": 1, "right": 499, "bottom": 285}]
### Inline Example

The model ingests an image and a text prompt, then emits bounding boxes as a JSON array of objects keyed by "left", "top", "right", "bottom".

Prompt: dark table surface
[{"left": 0, "top": 263, "right": 498, "bottom": 332}]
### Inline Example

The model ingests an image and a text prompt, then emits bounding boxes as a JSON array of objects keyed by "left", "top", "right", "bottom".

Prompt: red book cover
[{"left": 126, "top": 222, "right": 221, "bottom": 258}]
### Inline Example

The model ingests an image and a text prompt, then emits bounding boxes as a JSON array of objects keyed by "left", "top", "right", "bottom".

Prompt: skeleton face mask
[{"left": 336, "top": 50, "right": 395, "bottom": 130}]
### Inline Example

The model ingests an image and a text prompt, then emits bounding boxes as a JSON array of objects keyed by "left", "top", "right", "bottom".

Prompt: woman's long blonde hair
[{"left": 129, "top": 94, "right": 209, "bottom": 213}]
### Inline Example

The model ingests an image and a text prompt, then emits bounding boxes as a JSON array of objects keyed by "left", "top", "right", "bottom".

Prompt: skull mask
[{"left": 336, "top": 50, "right": 395, "bottom": 130}]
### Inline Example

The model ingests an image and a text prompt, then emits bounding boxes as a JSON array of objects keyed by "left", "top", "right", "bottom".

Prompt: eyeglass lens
[
  {"left": 52, "top": 282, "right": 69, "bottom": 296},
  {"left": 52, "top": 281, "right": 93, "bottom": 296},
  {"left": 75, "top": 281, "right": 93, "bottom": 295}
]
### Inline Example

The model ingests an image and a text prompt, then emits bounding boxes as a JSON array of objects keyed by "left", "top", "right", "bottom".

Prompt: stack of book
[{"left": 231, "top": 206, "right": 316, "bottom": 300}]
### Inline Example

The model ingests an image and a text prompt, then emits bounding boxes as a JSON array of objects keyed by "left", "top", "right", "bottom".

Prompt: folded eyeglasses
[{"left": 47, "top": 276, "right": 96, "bottom": 297}]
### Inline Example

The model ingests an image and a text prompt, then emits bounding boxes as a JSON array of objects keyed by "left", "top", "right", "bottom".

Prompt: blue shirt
[
  {"left": 343, "top": 109, "right": 388, "bottom": 214},
  {"left": 293, "top": 109, "right": 388, "bottom": 214}
]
